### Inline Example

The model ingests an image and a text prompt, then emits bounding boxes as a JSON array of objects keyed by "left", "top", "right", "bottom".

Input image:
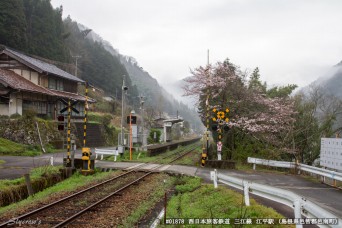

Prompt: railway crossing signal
[
  {"left": 57, "top": 115, "right": 65, "bottom": 131},
  {"left": 59, "top": 99, "right": 80, "bottom": 114},
  {"left": 59, "top": 99, "right": 79, "bottom": 167},
  {"left": 127, "top": 115, "right": 137, "bottom": 124},
  {"left": 211, "top": 107, "right": 230, "bottom": 161}
]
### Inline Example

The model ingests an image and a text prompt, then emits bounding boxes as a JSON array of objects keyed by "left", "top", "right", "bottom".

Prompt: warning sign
[{"left": 217, "top": 141, "right": 222, "bottom": 152}]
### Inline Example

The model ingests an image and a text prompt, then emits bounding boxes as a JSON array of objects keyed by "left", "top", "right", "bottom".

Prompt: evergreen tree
[
  {"left": 23, "top": 0, "right": 69, "bottom": 62},
  {"left": 248, "top": 67, "right": 266, "bottom": 93},
  {"left": 0, "top": 0, "right": 27, "bottom": 50}
]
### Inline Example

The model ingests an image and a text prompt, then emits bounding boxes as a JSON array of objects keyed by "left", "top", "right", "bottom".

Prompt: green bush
[
  {"left": 102, "top": 114, "right": 112, "bottom": 126},
  {"left": 9, "top": 113, "right": 21, "bottom": 119},
  {"left": 148, "top": 128, "right": 161, "bottom": 144},
  {"left": 23, "top": 109, "right": 37, "bottom": 120},
  {"left": 88, "top": 112, "right": 113, "bottom": 125},
  {"left": 0, "top": 115, "right": 9, "bottom": 120}
]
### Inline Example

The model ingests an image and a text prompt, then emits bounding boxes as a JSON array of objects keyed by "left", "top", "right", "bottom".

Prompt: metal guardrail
[
  {"left": 95, "top": 148, "right": 118, "bottom": 161},
  {"left": 299, "top": 163, "right": 342, "bottom": 182},
  {"left": 211, "top": 170, "right": 341, "bottom": 228},
  {"left": 247, "top": 157, "right": 294, "bottom": 168},
  {"left": 247, "top": 157, "right": 342, "bottom": 182}
]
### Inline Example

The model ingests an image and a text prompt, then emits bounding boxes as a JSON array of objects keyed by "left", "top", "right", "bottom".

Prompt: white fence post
[
  {"left": 293, "top": 200, "right": 302, "bottom": 228},
  {"left": 297, "top": 160, "right": 301, "bottom": 175},
  {"left": 253, "top": 163, "right": 256, "bottom": 170},
  {"left": 50, "top": 157, "right": 54, "bottom": 166},
  {"left": 214, "top": 169, "right": 218, "bottom": 188},
  {"left": 211, "top": 169, "right": 218, "bottom": 188},
  {"left": 243, "top": 180, "right": 250, "bottom": 206}
]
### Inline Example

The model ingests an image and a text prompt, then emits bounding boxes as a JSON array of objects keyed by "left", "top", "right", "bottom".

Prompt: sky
[{"left": 51, "top": 0, "right": 342, "bottom": 89}]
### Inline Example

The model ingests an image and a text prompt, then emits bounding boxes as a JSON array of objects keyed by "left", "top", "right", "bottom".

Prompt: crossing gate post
[
  {"left": 82, "top": 147, "right": 91, "bottom": 171},
  {"left": 81, "top": 82, "right": 93, "bottom": 173},
  {"left": 66, "top": 100, "right": 71, "bottom": 167}
]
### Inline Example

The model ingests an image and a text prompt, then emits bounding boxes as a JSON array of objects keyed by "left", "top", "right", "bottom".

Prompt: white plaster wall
[
  {"left": 31, "top": 71, "right": 38, "bottom": 84},
  {"left": 12, "top": 69, "right": 22, "bottom": 76},
  {"left": 0, "top": 104, "right": 9, "bottom": 115},
  {"left": 22, "top": 70, "right": 30, "bottom": 80},
  {"left": 9, "top": 93, "right": 22, "bottom": 115}
]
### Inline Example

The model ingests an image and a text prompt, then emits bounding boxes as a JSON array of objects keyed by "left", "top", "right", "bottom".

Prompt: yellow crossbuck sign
[{"left": 212, "top": 108, "right": 229, "bottom": 123}]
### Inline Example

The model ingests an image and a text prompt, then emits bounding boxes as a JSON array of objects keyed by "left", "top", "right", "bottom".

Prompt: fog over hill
[
  {"left": 303, "top": 62, "right": 342, "bottom": 98},
  {"left": 80, "top": 23, "right": 203, "bottom": 131}
]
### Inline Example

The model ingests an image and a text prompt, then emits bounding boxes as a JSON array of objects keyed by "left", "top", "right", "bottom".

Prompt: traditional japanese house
[{"left": 0, "top": 45, "right": 94, "bottom": 119}]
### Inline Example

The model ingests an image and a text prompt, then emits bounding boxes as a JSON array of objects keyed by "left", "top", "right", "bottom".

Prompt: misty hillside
[
  {"left": 0, "top": 0, "right": 203, "bottom": 130},
  {"left": 165, "top": 77, "right": 198, "bottom": 109},
  {"left": 120, "top": 56, "right": 161, "bottom": 107},
  {"left": 308, "top": 63, "right": 342, "bottom": 98},
  {"left": 119, "top": 55, "right": 203, "bottom": 131},
  {"left": 80, "top": 23, "right": 203, "bottom": 130},
  {"left": 321, "top": 65, "right": 342, "bottom": 98}
]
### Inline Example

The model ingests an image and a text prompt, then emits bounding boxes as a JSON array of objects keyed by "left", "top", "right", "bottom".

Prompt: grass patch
[
  {"left": 0, "top": 160, "right": 5, "bottom": 165},
  {"left": 0, "top": 166, "right": 62, "bottom": 190},
  {"left": 174, "top": 176, "right": 201, "bottom": 194},
  {"left": 0, "top": 170, "right": 121, "bottom": 216},
  {"left": 161, "top": 177, "right": 293, "bottom": 228},
  {"left": 0, "top": 138, "right": 40, "bottom": 156},
  {"left": 122, "top": 174, "right": 173, "bottom": 227}
]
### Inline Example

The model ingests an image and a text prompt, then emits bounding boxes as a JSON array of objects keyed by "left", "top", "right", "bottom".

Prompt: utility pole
[
  {"left": 72, "top": 55, "right": 82, "bottom": 77},
  {"left": 120, "top": 75, "right": 128, "bottom": 155},
  {"left": 139, "top": 95, "right": 145, "bottom": 150},
  {"left": 202, "top": 50, "right": 210, "bottom": 166}
]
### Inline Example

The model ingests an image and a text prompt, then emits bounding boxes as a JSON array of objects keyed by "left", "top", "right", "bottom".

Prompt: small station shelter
[{"left": 163, "top": 118, "right": 183, "bottom": 142}]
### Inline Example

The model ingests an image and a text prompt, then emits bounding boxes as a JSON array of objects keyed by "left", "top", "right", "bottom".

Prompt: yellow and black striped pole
[
  {"left": 66, "top": 100, "right": 71, "bottom": 167},
  {"left": 82, "top": 82, "right": 91, "bottom": 172},
  {"left": 83, "top": 82, "right": 88, "bottom": 147},
  {"left": 218, "top": 128, "right": 222, "bottom": 160},
  {"left": 202, "top": 64, "right": 210, "bottom": 167},
  {"left": 218, "top": 128, "right": 222, "bottom": 141}
]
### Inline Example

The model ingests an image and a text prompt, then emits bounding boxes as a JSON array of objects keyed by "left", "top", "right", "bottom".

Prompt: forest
[{"left": 0, "top": 0, "right": 203, "bottom": 131}]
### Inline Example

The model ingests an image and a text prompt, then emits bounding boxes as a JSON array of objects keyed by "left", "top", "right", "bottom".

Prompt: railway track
[
  {"left": 0, "top": 142, "right": 200, "bottom": 227},
  {"left": 164, "top": 143, "right": 200, "bottom": 164},
  {"left": 146, "top": 137, "right": 201, "bottom": 156}
]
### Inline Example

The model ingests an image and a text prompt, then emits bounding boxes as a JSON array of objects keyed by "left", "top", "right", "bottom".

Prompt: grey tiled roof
[
  {"left": 1, "top": 47, "right": 84, "bottom": 83},
  {"left": 51, "top": 89, "right": 96, "bottom": 103},
  {"left": 0, "top": 69, "right": 56, "bottom": 96},
  {"left": 0, "top": 69, "right": 95, "bottom": 102}
]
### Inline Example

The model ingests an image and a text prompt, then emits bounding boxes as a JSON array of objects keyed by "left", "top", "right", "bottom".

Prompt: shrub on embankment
[
  {"left": 0, "top": 114, "right": 62, "bottom": 150},
  {"left": 88, "top": 112, "right": 118, "bottom": 146},
  {"left": 0, "top": 166, "right": 64, "bottom": 207}
]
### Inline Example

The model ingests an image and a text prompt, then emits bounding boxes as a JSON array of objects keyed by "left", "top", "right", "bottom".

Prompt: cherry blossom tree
[{"left": 183, "top": 59, "right": 297, "bottom": 153}]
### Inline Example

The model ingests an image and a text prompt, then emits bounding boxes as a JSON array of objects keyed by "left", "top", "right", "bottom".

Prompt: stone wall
[{"left": 0, "top": 117, "right": 63, "bottom": 145}]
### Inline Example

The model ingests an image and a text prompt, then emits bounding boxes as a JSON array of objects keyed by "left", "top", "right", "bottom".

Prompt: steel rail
[
  {"left": 169, "top": 144, "right": 199, "bottom": 164},
  {"left": 54, "top": 162, "right": 170, "bottom": 227},
  {"left": 0, "top": 141, "right": 199, "bottom": 227},
  {"left": 0, "top": 168, "right": 149, "bottom": 227},
  {"left": 53, "top": 171, "right": 153, "bottom": 227},
  {"left": 161, "top": 143, "right": 199, "bottom": 160}
]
